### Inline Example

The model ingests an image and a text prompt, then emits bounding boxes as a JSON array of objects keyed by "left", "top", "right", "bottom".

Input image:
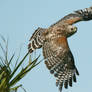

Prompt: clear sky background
[{"left": 0, "top": 0, "right": 92, "bottom": 92}]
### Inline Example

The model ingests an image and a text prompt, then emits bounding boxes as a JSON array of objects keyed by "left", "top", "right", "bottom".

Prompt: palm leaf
[{"left": 0, "top": 36, "right": 41, "bottom": 92}]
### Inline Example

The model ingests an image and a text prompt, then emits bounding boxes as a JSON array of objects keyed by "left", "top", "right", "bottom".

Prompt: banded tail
[{"left": 28, "top": 27, "right": 46, "bottom": 53}]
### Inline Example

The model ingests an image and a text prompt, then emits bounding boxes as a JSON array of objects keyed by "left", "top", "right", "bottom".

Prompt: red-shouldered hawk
[{"left": 28, "top": 6, "right": 92, "bottom": 92}]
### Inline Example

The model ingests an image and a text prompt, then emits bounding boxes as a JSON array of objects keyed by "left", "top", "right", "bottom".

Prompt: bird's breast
[{"left": 55, "top": 37, "right": 69, "bottom": 49}]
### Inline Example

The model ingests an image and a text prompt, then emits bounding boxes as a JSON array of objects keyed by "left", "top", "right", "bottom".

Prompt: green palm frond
[{"left": 0, "top": 36, "right": 41, "bottom": 92}]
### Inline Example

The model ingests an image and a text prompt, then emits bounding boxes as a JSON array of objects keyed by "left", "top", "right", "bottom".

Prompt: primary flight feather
[{"left": 28, "top": 6, "right": 92, "bottom": 92}]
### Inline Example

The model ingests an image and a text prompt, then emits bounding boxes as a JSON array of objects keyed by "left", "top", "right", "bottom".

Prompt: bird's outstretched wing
[
  {"left": 51, "top": 6, "right": 92, "bottom": 26},
  {"left": 42, "top": 36, "right": 79, "bottom": 92},
  {"left": 28, "top": 27, "right": 46, "bottom": 53}
]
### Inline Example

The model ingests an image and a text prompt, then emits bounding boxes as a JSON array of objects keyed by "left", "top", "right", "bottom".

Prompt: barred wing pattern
[
  {"left": 42, "top": 37, "right": 79, "bottom": 92},
  {"left": 28, "top": 6, "right": 92, "bottom": 92},
  {"left": 28, "top": 27, "right": 46, "bottom": 53},
  {"left": 51, "top": 6, "right": 92, "bottom": 26}
]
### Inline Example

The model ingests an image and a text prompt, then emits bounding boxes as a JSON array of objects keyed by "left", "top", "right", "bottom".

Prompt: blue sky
[{"left": 0, "top": 0, "right": 92, "bottom": 92}]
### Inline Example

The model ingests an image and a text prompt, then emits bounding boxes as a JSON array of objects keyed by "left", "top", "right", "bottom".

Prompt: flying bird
[{"left": 28, "top": 6, "right": 92, "bottom": 92}]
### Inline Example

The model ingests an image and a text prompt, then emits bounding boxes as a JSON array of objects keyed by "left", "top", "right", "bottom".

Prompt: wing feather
[
  {"left": 42, "top": 37, "right": 79, "bottom": 92},
  {"left": 51, "top": 6, "right": 92, "bottom": 26}
]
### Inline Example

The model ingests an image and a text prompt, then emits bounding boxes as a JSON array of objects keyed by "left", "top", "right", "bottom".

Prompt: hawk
[{"left": 28, "top": 6, "right": 92, "bottom": 92}]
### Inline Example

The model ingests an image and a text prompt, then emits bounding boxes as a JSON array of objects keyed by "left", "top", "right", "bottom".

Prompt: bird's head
[{"left": 66, "top": 25, "right": 77, "bottom": 37}]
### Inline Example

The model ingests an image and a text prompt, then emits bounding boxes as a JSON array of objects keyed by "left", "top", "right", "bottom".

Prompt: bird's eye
[{"left": 71, "top": 28, "right": 74, "bottom": 30}]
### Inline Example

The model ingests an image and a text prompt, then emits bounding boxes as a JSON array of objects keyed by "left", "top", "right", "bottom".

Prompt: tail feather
[{"left": 28, "top": 27, "right": 46, "bottom": 53}]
